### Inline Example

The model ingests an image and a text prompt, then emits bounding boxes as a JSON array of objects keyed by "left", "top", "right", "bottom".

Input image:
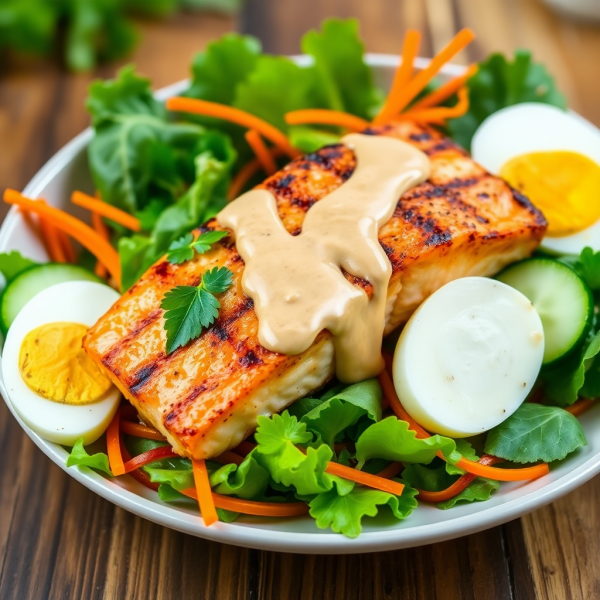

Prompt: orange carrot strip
[
  {"left": 227, "top": 148, "right": 284, "bottom": 201},
  {"left": 382, "top": 28, "right": 475, "bottom": 118},
  {"left": 39, "top": 216, "right": 67, "bottom": 263},
  {"left": 399, "top": 87, "right": 469, "bottom": 122},
  {"left": 181, "top": 488, "right": 310, "bottom": 517},
  {"left": 284, "top": 109, "right": 369, "bottom": 132},
  {"left": 376, "top": 461, "right": 403, "bottom": 479},
  {"left": 120, "top": 420, "right": 167, "bottom": 442},
  {"left": 566, "top": 398, "right": 596, "bottom": 417},
  {"left": 417, "top": 455, "right": 502, "bottom": 503},
  {"left": 91, "top": 212, "right": 109, "bottom": 279},
  {"left": 71, "top": 191, "right": 141, "bottom": 232},
  {"left": 410, "top": 64, "right": 477, "bottom": 110},
  {"left": 245, "top": 130, "right": 278, "bottom": 175},
  {"left": 373, "top": 30, "right": 421, "bottom": 124},
  {"left": 193, "top": 459, "right": 219, "bottom": 527},
  {"left": 58, "top": 230, "right": 76, "bottom": 263},
  {"left": 378, "top": 359, "right": 550, "bottom": 482},
  {"left": 4, "top": 190, "right": 121, "bottom": 287},
  {"left": 324, "top": 461, "right": 404, "bottom": 495},
  {"left": 166, "top": 97, "right": 300, "bottom": 159},
  {"left": 107, "top": 408, "right": 126, "bottom": 476}
]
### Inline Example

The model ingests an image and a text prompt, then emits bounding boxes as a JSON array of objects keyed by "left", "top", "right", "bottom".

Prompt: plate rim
[{"left": 1, "top": 54, "right": 598, "bottom": 554}]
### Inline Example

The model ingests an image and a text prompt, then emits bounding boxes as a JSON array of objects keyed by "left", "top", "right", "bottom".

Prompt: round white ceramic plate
[{"left": 1, "top": 55, "right": 599, "bottom": 555}]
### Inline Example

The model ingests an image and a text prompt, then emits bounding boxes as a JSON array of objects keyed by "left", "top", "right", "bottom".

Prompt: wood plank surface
[{"left": 1, "top": 1, "right": 600, "bottom": 598}]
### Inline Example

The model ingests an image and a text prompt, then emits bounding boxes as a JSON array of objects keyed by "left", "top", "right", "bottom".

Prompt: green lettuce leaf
[
  {"left": 308, "top": 480, "right": 418, "bottom": 538},
  {"left": 0, "top": 251, "right": 38, "bottom": 282},
  {"left": 118, "top": 234, "right": 157, "bottom": 291},
  {"left": 87, "top": 65, "right": 206, "bottom": 213},
  {"left": 301, "top": 18, "right": 382, "bottom": 119},
  {"left": 445, "top": 439, "right": 478, "bottom": 476},
  {"left": 300, "top": 379, "right": 382, "bottom": 448},
  {"left": 437, "top": 478, "right": 500, "bottom": 510},
  {"left": 254, "top": 412, "right": 334, "bottom": 495},
  {"left": 66, "top": 438, "right": 112, "bottom": 476},
  {"left": 484, "top": 403, "right": 587, "bottom": 463},
  {"left": 289, "top": 126, "right": 341, "bottom": 153},
  {"left": 447, "top": 51, "right": 567, "bottom": 150},
  {"left": 0, "top": 0, "right": 56, "bottom": 55},
  {"left": 542, "top": 330, "right": 600, "bottom": 405},
  {"left": 209, "top": 453, "right": 270, "bottom": 500},
  {"left": 157, "top": 484, "right": 239, "bottom": 522},
  {"left": 355, "top": 417, "right": 460, "bottom": 465}
]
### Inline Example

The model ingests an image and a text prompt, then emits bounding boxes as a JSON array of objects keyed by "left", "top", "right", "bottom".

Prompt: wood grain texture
[{"left": 1, "top": 1, "right": 600, "bottom": 598}]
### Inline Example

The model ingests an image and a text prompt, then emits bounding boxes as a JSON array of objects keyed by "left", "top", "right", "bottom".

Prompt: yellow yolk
[
  {"left": 19, "top": 322, "right": 112, "bottom": 405},
  {"left": 500, "top": 150, "right": 600, "bottom": 237}
]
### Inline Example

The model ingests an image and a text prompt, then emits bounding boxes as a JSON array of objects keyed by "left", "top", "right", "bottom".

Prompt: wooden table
[{"left": 1, "top": 1, "right": 599, "bottom": 598}]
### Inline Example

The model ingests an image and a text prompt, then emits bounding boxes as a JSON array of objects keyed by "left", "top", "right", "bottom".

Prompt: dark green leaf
[
  {"left": 166, "top": 230, "right": 228, "bottom": 264},
  {"left": 437, "top": 478, "right": 500, "bottom": 510},
  {"left": 447, "top": 51, "right": 567, "bottom": 150},
  {"left": 201, "top": 265, "right": 233, "bottom": 294},
  {"left": 484, "top": 403, "right": 587, "bottom": 463}
]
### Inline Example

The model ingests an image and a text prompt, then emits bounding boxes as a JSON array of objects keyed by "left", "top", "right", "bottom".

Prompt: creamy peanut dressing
[{"left": 218, "top": 133, "right": 430, "bottom": 382}]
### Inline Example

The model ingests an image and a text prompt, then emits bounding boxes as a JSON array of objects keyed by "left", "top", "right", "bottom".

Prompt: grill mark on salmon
[{"left": 84, "top": 119, "right": 548, "bottom": 459}]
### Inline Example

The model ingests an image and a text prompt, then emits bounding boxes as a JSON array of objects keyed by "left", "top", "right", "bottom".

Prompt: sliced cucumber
[
  {"left": 0, "top": 264, "right": 103, "bottom": 334},
  {"left": 496, "top": 258, "right": 593, "bottom": 365}
]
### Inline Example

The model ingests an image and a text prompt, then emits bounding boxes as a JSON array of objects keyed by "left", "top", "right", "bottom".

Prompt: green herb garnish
[
  {"left": 161, "top": 266, "right": 233, "bottom": 354},
  {"left": 166, "top": 230, "right": 228, "bottom": 265}
]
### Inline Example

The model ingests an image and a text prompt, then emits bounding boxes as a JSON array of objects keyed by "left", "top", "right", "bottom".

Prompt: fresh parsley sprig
[
  {"left": 161, "top": 266, "right": 233, "bottom": 354},
  {"left": 166, "top": 230, "right": 228, "bottom": 265}
]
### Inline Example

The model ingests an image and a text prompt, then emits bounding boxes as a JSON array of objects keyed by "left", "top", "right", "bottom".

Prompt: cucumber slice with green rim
[
  {"left": 0, "top": 264, "right": 103, "bottom": 334},
  {"left": 496, "top": 258, "right": 593, "bottom": 365}
]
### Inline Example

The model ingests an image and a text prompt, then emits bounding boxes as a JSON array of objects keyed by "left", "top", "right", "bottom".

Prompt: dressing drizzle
[{"left": 218, "top": 133, "right": 430, "bottom": 382}]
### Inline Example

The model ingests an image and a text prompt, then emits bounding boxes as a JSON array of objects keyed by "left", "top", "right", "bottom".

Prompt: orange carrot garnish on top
[
  {"left": 71, "top": 191, "right": 141, "bottom": 232},
  {"left": 166, "top": 97, "right": 300, "bottom": 159},
  {"left": 378, "top": 28, "right": 475, "bottom": 119},
  {"left": 373, "top": 30, "right": 421, "bottom": 124},
  {"left": 284, "top": 109, "right": 369, "bottom": 132},
  {"left": 245, "top": 130, "right": 278, "bottom": 175},
  {"left": 4, "top": 190, "right": 121, "bottom": 287},
  {"left": 193, "top": 459, "right": 219, "bottom": 527},
  {"left": 399, "top": 87, "right": 470, "bottom": 122},
  {"left": 410, "top": 64, "right": 477, "bottom": 111}
]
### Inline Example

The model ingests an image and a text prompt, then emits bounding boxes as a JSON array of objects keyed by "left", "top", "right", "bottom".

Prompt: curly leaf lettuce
[
  {"left": 355, "top": 417, "right": 460, "bottom": 465},
  {"left": 309, "top": 481, "right": 418, "bottom": 538},
  {"left": 66, "top": 439, "right": 112, "bottom": 476}
]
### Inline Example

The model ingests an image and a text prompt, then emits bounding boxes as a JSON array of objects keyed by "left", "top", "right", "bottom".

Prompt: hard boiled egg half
[
  {"left": 472, "top": 103, "right": 600, "bottom": 254},
  {"left": 393, "top": 277, "right": 544, "bottom": 437},
  {"left": 2, "top": 281, "right": 121, "bottom": 445}
]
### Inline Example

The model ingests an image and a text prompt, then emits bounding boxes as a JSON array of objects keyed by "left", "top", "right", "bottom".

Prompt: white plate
[{"left": 1, "top": 55, "right": 599, "bottom": 555}]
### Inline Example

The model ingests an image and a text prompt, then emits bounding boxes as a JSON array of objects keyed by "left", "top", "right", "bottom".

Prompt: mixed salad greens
[{"left": 2, "top": 19, "right": 598, "bottom": 538}]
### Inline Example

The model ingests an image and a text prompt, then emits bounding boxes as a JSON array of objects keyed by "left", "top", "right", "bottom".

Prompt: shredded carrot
[
  {"left": 376, "top": 461, "right": 404, "bottom": 479},
  {"left": 58, "top": 230, "right": 76, "bottom": 263},
  {"left": 123, "top": 446, "right": 178, "bottom": 473},
  {"left": 4, "top": 189, "right": 121, "bottom": 287},
  {"left": 72, "top": 191, "right": 141, "bottom": 232},
  {"left": 120, "top": 420, "right": 167, "bottom": 442},
  {"left": 399, "top": 87, "right": 469, "bottom": 122},
  {"left": 378, "top": 358, "right": 550, "bottom": 482},
  {"left": 107, "top": 408, "right": 126, "bottom": 476},
  {"left": 166, "top": 97, "right": 300, "bottom": 159},
  {"left": 91, "top": 212, "right": 109, "bottom": 279},
  {"left": 213, "top": 450, "right": 245, "bottom": 466},
  {"left": 566, "top": 398, "right": 596, "bottom": 417},
  {"left": 193, "top": 459, "right": 219, "bottom": 526},
  {"left": 410, "top": 64, "right": 477, "bottom": 111},
  {"left": 181, "top": 488, "right": 310, "bottom": 517},
  {"left": 325, "top": 461, "right": 404, "bottom": 495},
  {"left": 373, "top": 30, "right": 421, "bottom": 124},
  {"left": 227, "top": 148, "right": 285, "bottom": 201},
  {"left": 39, "top": 216, "right": 67, "bottom": 263},
  {"left": 379, "top": 28, "right": 475, "bottom": 119},
  {"left": 120, "top": 441, "right": 160, "bottom": 491},
  {"left": 417, "top": 455, "right": 502, "bottom": 503},
  {"left": 245, "top": 130, "right": 278, "bottom": 175},
  {"left": 284, "top": 109, "right": 369, "bottom": 132}
]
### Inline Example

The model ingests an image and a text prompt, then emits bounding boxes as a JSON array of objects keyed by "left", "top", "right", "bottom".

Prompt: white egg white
[
  {"left": 471, "top": 103, "right": 600, "bottom": 254},
  {"left": 2, "top": 280, "right": 121, "bottom": 445},
  {"left": 393, "top": 277, "right": 544, "bottom": 437}
]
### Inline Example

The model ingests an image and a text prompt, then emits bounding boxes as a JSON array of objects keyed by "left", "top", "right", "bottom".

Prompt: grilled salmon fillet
[{"left": 84, "top": 121, "right": 547, "bottom": 459}]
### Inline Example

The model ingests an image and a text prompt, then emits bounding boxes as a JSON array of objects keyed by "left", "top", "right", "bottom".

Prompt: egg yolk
[
  {"left": 19, "top": 322, "right": 112, "bottom": 405},
  {"left": 500, "top": 150, "right": 600, "bottom": 237}
]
